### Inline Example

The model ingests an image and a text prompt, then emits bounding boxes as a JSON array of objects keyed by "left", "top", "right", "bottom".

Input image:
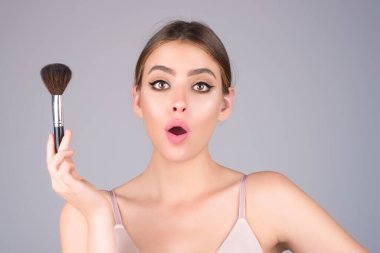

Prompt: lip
[{"left": 165, "top": 119, "right": 189, "bottom": 144}]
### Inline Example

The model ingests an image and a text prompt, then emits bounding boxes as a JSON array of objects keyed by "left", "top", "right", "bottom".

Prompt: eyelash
[
  {"left": 148, "top": 80, "right": 214, "bottom": 93},
  {"left": 149, "top": 80, "right": 170, "bottom": 90},
  {"left": 192, "top": 82, "right": 213, "bottom": 93}
]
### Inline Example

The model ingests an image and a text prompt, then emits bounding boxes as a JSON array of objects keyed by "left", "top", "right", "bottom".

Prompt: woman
[{"left": 46, "top": 20, "right": 368, "bottom": 253}]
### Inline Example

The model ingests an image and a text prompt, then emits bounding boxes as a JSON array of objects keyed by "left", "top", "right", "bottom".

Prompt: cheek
[
  {"left": 189, "top": 94, "right": 222, "bottom": 126},
  {"left": 139, "top": 92, "right": 167, "bottom": 137},
  {"left": 140, "top": 89, "right": 165, "bottom": 116}
]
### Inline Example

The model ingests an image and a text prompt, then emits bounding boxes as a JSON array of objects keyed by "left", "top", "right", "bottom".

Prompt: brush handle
[
  {"left": 54, "top": 126, "right": 64, "bottom": 153},
  {"left": 52, "top": 95, "right": 64, "bottom": 152}
]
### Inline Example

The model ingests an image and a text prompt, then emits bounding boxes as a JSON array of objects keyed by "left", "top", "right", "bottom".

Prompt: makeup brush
[{"left": 40, "top": 63, "right": 72, "bottom": 152}]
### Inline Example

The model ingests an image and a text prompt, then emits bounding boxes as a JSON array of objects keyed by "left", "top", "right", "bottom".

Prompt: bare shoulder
[
  {"left": 243, "top": 171, "right": 294, "bottom": 251},
  {"left": 244, "top": 171, "right": 368, "bottom": 253},
  {"left": 245, "top": 171, "right": 292, "bottom": 193},
  {"left": 244, "top": 171, "right": 317, "bottom": 226},
  {"left": 244, "top": 171, "right": 299, "bottom": 213},
  {"left": 60, "top": 190, "right": 113, "bottom": 253}
]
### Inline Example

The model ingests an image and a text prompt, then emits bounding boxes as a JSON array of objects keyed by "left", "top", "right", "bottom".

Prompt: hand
[{"left": 46, "top": 129, "right": 111, "bottom": 221}]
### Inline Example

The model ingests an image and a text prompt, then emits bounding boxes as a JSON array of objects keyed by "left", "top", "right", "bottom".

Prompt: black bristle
[{"left": 40, "top": 63, "right": 72, "bottom": 95}]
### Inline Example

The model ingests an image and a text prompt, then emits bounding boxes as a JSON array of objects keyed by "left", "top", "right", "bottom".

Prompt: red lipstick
[{"left": 165, "top": 119, "right": 189, "bottom": 144}]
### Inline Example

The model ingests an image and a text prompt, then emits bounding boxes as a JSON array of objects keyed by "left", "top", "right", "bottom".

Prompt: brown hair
[{"left": 134, "top": 20, "right": 232, "bottom": 94}]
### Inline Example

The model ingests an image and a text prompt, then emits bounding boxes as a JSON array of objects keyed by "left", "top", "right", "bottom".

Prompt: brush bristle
[{"left": 41, "top": 63, "right": 72, "bottom": 95}]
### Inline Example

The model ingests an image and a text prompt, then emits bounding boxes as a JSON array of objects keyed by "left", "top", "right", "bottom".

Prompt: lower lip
[{"left": 166, "top": 131, "right": 188, "bottom": 144}]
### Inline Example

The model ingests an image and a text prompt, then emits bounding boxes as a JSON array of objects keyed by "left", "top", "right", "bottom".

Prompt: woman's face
[{"left": 133, "top": 40, "right": 234, "bottom": 162}]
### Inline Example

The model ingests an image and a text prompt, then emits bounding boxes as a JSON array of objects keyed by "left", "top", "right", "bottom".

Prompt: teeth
[{"left": 169, "top": 126, "right": 187, "bottom": 136}]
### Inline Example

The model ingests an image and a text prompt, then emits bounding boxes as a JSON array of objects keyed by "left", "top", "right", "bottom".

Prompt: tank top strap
[
  {"left": 109, "top": 190, "right": 123, "bottom": 225},
  {"left": 238, "top": 174, "right": 248, "bottom": 219}
]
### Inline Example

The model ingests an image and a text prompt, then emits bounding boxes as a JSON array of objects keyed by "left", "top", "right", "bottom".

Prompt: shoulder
[
  {"left": 245, "top": 170, "right": 293, "bottom": 188},
  {"left": 245, "top": 170, "right": 289, "bottom": 187},
  {"left": 245, "top": 171, "right": 298, "bottom": 208},
  {"left": 244, "top": 171, "right": 311, "bottom": 229},
  {"left": 243, "top": 171, "right": 297, "bottom": 249},
  {"left": 245, "top": 170, "right": 314, "bottom": 203},
  {"left": 244, "top": 171, "right": 369, "bottom": 252}
]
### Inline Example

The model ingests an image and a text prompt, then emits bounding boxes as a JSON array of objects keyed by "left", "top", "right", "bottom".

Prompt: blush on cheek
[
  {"left": 191, "top": 97, "right": 221, "bottom": 118},
  {"left": 191, "top": 102, "right": 220, "bottom": 136}
]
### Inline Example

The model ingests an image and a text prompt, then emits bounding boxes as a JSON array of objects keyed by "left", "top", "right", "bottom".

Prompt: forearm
[
  {"left": 86, "top": 213, "right": 119, "bottom": 253},
  {"left": 60, "top": 198, "right": 120, "bottom": 253}
]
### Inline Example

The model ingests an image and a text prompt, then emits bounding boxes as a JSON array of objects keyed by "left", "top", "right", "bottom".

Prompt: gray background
[{"left": 0, "top": 0, "right": 378, "bottom": 252}]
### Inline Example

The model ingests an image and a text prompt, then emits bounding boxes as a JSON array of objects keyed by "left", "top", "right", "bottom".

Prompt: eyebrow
[
  {"left": 188, "top": 68, "right": 216, "bottom": 79},
  {"left": 148, "top": 65, "right": 175, "bottom": 75},
  {"left": 147, "top": 65, "right": 216, "bottom": 79}
]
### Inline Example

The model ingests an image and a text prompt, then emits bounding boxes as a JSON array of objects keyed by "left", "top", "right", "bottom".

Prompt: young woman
[{"left": 46, "top": 20, "right": 368, "bottom": 253}]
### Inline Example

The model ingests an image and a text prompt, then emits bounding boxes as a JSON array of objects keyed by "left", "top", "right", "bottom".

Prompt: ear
[
  {"left": 132, "top": 85, "right": 143, "bottom": 118},
  {"left": 218, "top": 86, "right": 235, "bottom": 122}
]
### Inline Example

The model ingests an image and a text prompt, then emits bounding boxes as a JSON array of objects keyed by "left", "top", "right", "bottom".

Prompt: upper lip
[{"left": 165, "top": 119, "right": 189, "bottom": 133}]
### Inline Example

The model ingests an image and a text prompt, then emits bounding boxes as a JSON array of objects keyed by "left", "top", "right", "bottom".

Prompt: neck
[{"left": 142, "top": 148, "right": 222, "bottom": 204}]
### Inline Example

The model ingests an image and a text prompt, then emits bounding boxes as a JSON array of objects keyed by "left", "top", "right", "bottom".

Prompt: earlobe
[{"left": 132, "top": 85, "right": 143, "bottom": 118}]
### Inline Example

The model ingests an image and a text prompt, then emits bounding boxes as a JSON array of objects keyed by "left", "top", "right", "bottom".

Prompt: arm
[
  {"left": 60, "top": 194, "right": 117, "bottom": 253},
  {"left": 46, "top": 130, "right": 119, "bottom": 253},
  {"left": 246, "top": 172, "right": 369, "bottom": 253}
]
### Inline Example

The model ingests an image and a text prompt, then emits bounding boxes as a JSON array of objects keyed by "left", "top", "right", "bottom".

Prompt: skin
[{"left": 47, "top": 41, "right": 369, "bottom": 253}]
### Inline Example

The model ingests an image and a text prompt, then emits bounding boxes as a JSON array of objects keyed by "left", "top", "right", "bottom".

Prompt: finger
[
  {"left": 47, "top": 160, "right": 70, "bottom": 193},
  {"left": 48, "top": 150, "right": 75, "bottom": 175},
  {"left": 58, "top": 162, "right": 81, "bottom": 190},
  {"left": 58, "top": 129, "right": 73, "bottom": 152},
  {"left": 59, "top": 165, "right": 91, "bottom": 194},
  {"left": 47, "top": 148, "right": 74, "bottom": 176},
  {"left": 46, "top": 133, "right": 56, "bottom": 164}
]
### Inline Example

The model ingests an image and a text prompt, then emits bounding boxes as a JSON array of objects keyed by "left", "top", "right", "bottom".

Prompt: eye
[
  {"left": 149, "top": 80, "right": 170, "bottom": 90},
  {"left": 192, "top": 82, "right": 213, "bottom": 93}
]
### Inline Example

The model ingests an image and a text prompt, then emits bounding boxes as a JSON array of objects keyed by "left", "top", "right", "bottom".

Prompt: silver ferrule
[{"left": 52, "top": 95, "right": 64, "bottom": 127}]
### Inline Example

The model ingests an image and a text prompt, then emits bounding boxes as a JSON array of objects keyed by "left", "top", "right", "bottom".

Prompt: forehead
[{"left": 144, "top": 41, "right": 221, "bottom": 76}]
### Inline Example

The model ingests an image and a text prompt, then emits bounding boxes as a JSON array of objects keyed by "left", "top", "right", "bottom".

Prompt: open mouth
[
  {"left": 168, "top": 126, "right": 187, "bottom": 136},
  {"left": 165, "top": 120, "right": 189, "bottom": 144}
]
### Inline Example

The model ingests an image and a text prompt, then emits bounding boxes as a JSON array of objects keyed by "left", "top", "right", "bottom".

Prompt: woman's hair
[{"left": 134, "top": 20, "right": 232, "bottom": 94}]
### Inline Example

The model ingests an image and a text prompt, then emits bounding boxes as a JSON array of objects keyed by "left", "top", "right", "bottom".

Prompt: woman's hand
[{"left": 46, "top": 129, "right": 111, "bottom": 221}]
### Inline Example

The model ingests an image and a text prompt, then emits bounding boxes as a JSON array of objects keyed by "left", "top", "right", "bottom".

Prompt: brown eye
[
  {"left": 192, "top": 82, "right": 213, "bottom": 93},
  {"left": 149, "top": 80, "right": 170, "bottom": 90}
]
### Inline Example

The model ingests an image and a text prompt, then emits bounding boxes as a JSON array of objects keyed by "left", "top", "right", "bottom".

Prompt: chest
[{"left": 120, "top": 196, "right": 239, "bottom": 252}]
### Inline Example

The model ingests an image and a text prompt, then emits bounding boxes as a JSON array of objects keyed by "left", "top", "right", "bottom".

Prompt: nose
[
  {"left": 172, "top": 101, "right": 186, "bottom": 112},
  {"left": 171, "top": 88, "right": 187, "bottom": 113}
]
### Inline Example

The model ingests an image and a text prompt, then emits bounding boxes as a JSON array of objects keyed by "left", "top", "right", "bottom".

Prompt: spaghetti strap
[
  {"left": 109, "top": 190, "right": 123, "bottom": 225},
  {"left": 238, "top": 175, "right": 248, "bottom": 219}
]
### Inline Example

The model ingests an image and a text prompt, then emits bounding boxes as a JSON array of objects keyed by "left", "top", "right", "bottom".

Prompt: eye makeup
[
  {"left": 148, "top": 79, "right": 214, "bottom": 93},
  {"left": 149, "top": 80, "right": 170, "bottom": 90},
  {"left": 192, "top": 82, "right": 214, "bottom": 93}
]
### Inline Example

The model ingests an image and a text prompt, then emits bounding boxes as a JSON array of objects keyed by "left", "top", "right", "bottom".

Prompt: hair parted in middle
[{"left": 134, "top": 20, "right": 232, "bottom": 94}]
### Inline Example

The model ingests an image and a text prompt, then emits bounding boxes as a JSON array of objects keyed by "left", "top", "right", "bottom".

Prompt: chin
[
  {"left": 160, "top": 148, "right": 195, "bottom": 163},
  {"left": 150, "top": 133, "right": 210, "bottom": 163},
  {"left": 152, "top": 142, "right": 205, "bottom": 164}
]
